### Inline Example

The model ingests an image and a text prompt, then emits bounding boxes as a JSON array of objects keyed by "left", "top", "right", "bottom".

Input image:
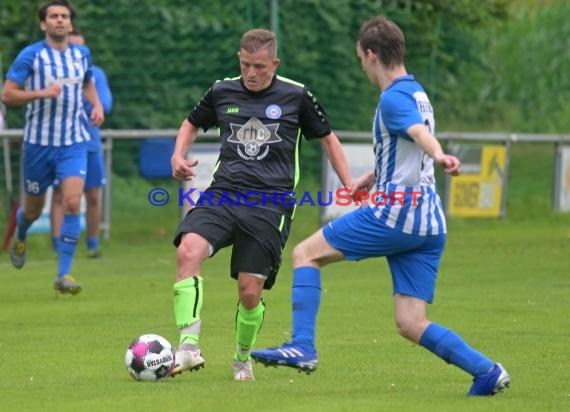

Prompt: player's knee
[
  {"left": 292, "top": 242, "right": 312, "bottom": 266},
  {"left": 394, "top": 316, "right": 421, "bottom": 341},
  {"left": 176, "top": 240, "right": 193, "bottom": 264},
  {"left": 176, "top": 237, "right": 206, "bottom": 267},
  {"left": 25, "top": 207, "right": 43, "bottom": 221},
  {"left": 237, "top": 274, "right": 264, "bottom": 309},
  {"left": 238, "top": 290, "right": 261, "bottom": 309},
  {"left": 62, "top": 196, "right": 82, "bottom": 214}
]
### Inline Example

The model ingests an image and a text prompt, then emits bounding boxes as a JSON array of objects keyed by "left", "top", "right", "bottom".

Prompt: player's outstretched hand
[
  {"left": 172, "top": 157, "right": 199, "bottom": 181},
  {"left": 348, "top": 170, "right": 375, "bottom": 207},
  {"left": 436, "top": 154, "right": 461, "bottom": 176},
  {"left": 90, "top": 103, "right": 105, "bottom": 127}
]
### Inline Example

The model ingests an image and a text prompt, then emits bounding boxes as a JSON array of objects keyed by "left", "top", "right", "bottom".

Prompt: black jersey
[{"left": 187, "top": 75, "right": 332, "bottom": 194}]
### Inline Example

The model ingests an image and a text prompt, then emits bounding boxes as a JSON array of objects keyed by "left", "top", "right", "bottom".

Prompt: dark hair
[
  {"left": 38, "top": 0, "right": 76, "bottom": 22},
  {"left": 358, "top": 16, "right": 405, "bottom": 68},
  {"left": 69, "top": 28, "right": 82, "bottom": 36},
  {"left": 240, "top": 29, "right": 277, "bottom": 58}
]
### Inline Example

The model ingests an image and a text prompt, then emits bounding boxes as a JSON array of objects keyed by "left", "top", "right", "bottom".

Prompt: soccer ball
[{"left": 125, "top": 334, "right": 175, "bottom": 381}]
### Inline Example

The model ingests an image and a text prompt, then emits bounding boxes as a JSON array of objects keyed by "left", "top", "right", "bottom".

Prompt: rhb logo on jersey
[{"left": 228, "top": 117, "right": 282, "bottom": 161}]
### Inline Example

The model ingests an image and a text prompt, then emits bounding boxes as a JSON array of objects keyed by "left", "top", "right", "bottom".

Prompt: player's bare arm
[
  {"left": 171, "top": 119, "right": 200, "bottom": 181},
  {"left": 1, "top": 79, "right": 61, "bottom": 106},
  {"left": 407, "top": 123, "right": 461, "bottom": 176},
  {"left": 83, "top": 80, "right": 104, "bottom": 126},
  {"left": 319, "top": 132, "right": 353, "bottom": 188}
]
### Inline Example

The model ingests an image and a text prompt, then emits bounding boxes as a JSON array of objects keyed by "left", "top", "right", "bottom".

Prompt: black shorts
[{"left": 173, "top": 190, "right": 292, "bottom": 290}]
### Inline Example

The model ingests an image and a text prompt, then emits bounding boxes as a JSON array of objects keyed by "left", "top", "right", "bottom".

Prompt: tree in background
[
  {"left": 1, "top": 0, "right": 513, "bottom": 130},
  {"left": 485, "top": 1, "right": 570, "bottom": 132},
  {"left": 2, "top": 0, "right": 567, "bottom": 176}
]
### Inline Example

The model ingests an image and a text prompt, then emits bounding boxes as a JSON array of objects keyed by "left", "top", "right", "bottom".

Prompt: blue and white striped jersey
[
  {"left": 371, "top": 74, "right": 446, "bottom": 236},
  {"left": 6, "top": 40, "right": 93, "bottom": 146}
]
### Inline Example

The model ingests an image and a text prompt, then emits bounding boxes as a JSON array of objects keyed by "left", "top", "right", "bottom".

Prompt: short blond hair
[{"left": 240, "top": 29, "right": 277, "bottom": 58}]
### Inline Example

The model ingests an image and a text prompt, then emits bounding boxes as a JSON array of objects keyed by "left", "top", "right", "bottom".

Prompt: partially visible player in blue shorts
[
  {"left": 51, "top": 29, "right": 113, "bottom": 259},
  {"left": 2, "top": 0, "right": 104, "bottom": 295},
  {"left": 252, "top": 16, "right": 510, "bottom": 396}
]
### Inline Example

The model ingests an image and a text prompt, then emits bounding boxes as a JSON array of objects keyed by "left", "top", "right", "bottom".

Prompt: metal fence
[{"left": 2, "top": 129, "right": 570, "bottom": 240}]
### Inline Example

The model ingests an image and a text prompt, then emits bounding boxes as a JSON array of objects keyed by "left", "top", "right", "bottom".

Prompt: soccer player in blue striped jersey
[
  {"left": 252, "top": 16, "right": 510, "bottom": 396},
  {"left": 2, "top": 0, "right": 104, "bottom": 295},
  {"left": 50, "top": 29, "right": 113, "bottom": 259}
]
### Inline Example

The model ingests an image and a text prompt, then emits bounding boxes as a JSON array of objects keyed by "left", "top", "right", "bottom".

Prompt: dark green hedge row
[{"left": 2, "top": 1, "right": 568, "bottom": 177}]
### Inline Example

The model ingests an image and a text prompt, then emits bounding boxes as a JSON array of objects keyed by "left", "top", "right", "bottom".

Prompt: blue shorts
[
  {"left": 323, "top": 206, "right": 446, "bottom": 303},
  {"left": 23, "top": 142, "right": 87, "bottom": 195},
  {"left": 85, "top": 147, "right": 106, "bottom": 190},
  {"left": 53, "top": 147, "right": 105, "bottom": 190}
]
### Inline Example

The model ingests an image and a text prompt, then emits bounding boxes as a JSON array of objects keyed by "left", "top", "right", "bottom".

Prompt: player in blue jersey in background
[
  {"left": 252, "top": 16, "right": 510, "bottom": 396},
  {"left": 51, "top": 29, "right": 113, "bottom": 259},
  {"left": 1, "top": 0, "right": 104, "bottom": 295}
]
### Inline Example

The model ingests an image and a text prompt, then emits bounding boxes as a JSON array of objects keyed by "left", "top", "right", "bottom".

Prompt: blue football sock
[
  {"left": 52, "top": 236, "right": 59, "bottom": 252},
  {"left": 419, "top": 322, "right": 494, "bottom": 376},
  {"left": 87, "top": 236, "right": 99, "bottom": 251},
  {"left": 58, "top": 214, "right": 80, "bottom": 278},
  {"left": 291, "top": 266, "right": 321, "bottom": 350},
  {"left": 16, "top": 208, "right": 34, "bottom": 241}
]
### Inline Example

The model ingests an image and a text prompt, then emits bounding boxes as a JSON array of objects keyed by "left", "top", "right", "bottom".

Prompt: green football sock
[
  {"left": 234, "top": 300, "right": 265, "bottom": 361},
  {"left": 173, "top": 276, "right": 203, "bottom": 346}
]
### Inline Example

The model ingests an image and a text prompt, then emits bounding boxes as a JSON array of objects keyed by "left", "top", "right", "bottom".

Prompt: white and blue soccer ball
[{"left": 125, "top": 334, "right": 175, "bottom": 381}]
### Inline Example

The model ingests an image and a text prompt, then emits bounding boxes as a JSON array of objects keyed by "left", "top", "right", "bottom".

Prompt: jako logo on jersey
[
  {"left": 228, "top": 117, "right": 282, "bottom": 161},
  {"left": 265, "top": 104, "right": 282, "bottom": 119},
  {"left": 226, "top": 107, "right": 239, "bottom": 114}
]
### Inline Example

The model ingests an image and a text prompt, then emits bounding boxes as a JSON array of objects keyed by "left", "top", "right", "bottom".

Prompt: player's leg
[
  {"left": 389, "top": 235, "right": 510, "bottom": 396},
  {"left": 50, "top": 183, "right": 63, "bottom": 253},
  {"left": 15, "top": 194, "right": 46, "bottom": 242},
  {"left": 53, "top": 143, "right": 87, "bottom": 295},
  {"left": 170, "top": 232, "right": 209, "bottom": 375},
  {"left": 252, "top": 206, "right": 364, "bottom": 373},
  {"left": 234, "top": 273, "right": 265, "bottom": 363},
  {"left": 11, "top": 193, "right": 46, "bottom": 268},
  {"left": 252, "top": 207, "right": 415, "bottom": 372},
  {"left": 233, "top": 272, "right": 265, "bottom": 381},
  {"left": 229, "top": 208, "right": 288, "bottom": 380},
  {"left": 250, "top": 228, "right": 341, "bottom": 373},
  {"left": 84, "top": 187, "right": 101, "bottom": 256},
  {"left": 170, "top": 204, "right": 232, "bottom": 376},
  {"left": 253, "top": 208, "right": 390, "bottom": 372},
  {"left": 84, "top": 149, "right": 105, "bottom": 257},
  {"left": 54, "top": 176, "right": 84, "bottom": 294},
  {"left": 291, "top": 228, "right": 346, "bottom": 348},
  {"left": 11, "top": 144, "right": 53, "bottom": 268},
  {"left": 287, "top": 207, "right": 409, "bottom": 358}
]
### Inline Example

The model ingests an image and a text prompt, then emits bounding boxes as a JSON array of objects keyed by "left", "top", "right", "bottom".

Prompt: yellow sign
[{"left": 448, "top": 145, "right": 507, "bottom": 217}]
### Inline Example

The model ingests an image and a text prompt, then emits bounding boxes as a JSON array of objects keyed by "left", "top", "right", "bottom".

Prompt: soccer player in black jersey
[{"left": 168, "top": 28, "right": 352, "bottom": 380}]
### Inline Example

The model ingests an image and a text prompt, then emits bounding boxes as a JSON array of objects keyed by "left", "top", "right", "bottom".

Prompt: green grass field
[{"left": 1, "top": 143, "right": 569, "bottom": 412}]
